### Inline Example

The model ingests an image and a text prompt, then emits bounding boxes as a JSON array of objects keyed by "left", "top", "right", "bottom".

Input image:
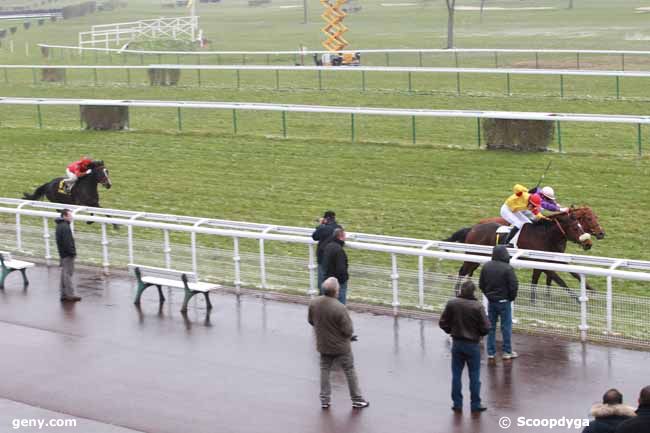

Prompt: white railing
[
  {"left": 78, "top": 16, "right": 199, "bottom": 48},
  {"left": 1, "top": 198, "right": 650, "bottom": 345},
  {"left": 1, "top": 96, "right": 650, "bottom": 124}
]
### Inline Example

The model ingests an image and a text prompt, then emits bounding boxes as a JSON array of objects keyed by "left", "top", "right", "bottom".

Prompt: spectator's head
[
  {"left": 602, "top": 389, "right": 623, "bottom": 405},
  {"left": 323, "top": 210, "right": 336, "bottom": 221},
  {"left": 60, "top": 209, "right": 73, "bottom": 222},
  {"left": 321, "top": 277, "right": 340, "bottom": 298},
  {"left": 333, "top": 227, "right": 346, "bottom": 242},
  {"left": 639, "top": 385, "right": 650, "bottom": 407},
  {"left": 458, "top": 280, "right": 477, "bottom": 299}
]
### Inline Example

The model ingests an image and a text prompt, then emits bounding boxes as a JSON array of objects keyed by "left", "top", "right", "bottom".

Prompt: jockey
[
  {"left": 530, "top": 186, "right": 569, "bottom": 213},
  {"left": 500, "top": 184, "right": 545, "bottom": 247},
  {"left": 63, "top": 157, "right": 93, "bottom": 192}
]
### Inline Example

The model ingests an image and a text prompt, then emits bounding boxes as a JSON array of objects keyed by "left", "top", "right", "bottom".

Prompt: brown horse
[
  {"left": 448, "top": 211, "right": 593, "bottom": 301},
  {"left": 477, "top": 206, "right": 604, "bottom": 297}
]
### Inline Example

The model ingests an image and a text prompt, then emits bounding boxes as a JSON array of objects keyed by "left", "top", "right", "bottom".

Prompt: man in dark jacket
[
  {"left": 308, "top": 277, "right": 369, "bottom": 410},
  {"left": 582, "top": 389, "right": 635, "bottom": 433},
  {"left": 479, "top": 245, "right": 518, "bottom": 360},
  {"left": 440, "top": 280, "right": 490, "bottom": 413},
  {"left": 616, "top": 385, "right": 650, "bottom": 433},
  {"left": 322, "top": 228, "right": 349, "bottom": 304},
  {"left": 55, "top": 209, "right": 81, "bottom": 302},
  {"left": 311, "top": 210, "right": 341, "bottom": 293}
]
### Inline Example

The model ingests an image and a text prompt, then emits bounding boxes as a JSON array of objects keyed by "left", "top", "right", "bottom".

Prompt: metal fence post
[
  {"left": 361, "top": 70, "right": 366, "bottom": 92},
  {"left": 233, "top": 237, "right": 241, "bottom": 294},
  {"left": 456, "top": 72, "right": 461, "bottom": 96},
  {"left": 418, "top": 51, "right": 423, "bottom": 67},
  {"left": 350, "top": 113, "right": 355, "bottom": 142},
  {"left": 560, "top": 74, "right": 564, "bottom": 98},
  {"left": 408, "top": 71, "right": 412, "bottom": 93},
  {"left": 163, "top": 229, "right": 171, "bottom": 269},
  {"left": 411, "top": 115, "right": 416, "bottom": 145},
  {"left": 579, "top": 274, "right": 589, "bottom": 342},
  {"left": 477, "top": 117, "right": 482, "bottom": 148},
  {"left": 308, "top": 244, "right": 317, "bottom": 296},
  {"left": 621, "top": 53, "right": 625, "bottom": 71},
  {"left": 638, "top": 124, "right": 643, "bottom": 156},
  {"left": 391, "top": 253, "right": 400, "bottom": 313},
  {"left": 616, "top": 76, "right": 620, "bottom": 100},
  {"left": 36, "top": 105, "right": 42, "bottom": 129},
  {"left": 282, "top": 111, "right": 287, "bottom": 138},
  {"left": 236, "top": 69, "right": 241, "bottom": 89},
  {"left": 43, "top": 217, "right": 51, "bottom": 262},
  {"left": 506, "top": 72, "right": 511, "bottom": 96},
  {"left": 177, "top": 107, "right": 182, "bottom": 131},
  {"left": 197, "top": 69, "right": 201, "bottom": 87},
  {"left": 232, "top": 109, "right": 238, "bottom": 134},
  {"left": 101, "top": 223, "right": 109, "bottom": 274},
  {"left": 556, "top": 120, "right": 563, "bottom": 153}
]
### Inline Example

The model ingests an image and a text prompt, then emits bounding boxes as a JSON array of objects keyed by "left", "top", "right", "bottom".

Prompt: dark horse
[
  {"left": 447, "top": 211, "right": 593, "bottom": 301},
  {"left": 23, "top": 160, "right": 112, "bottom": 223}
]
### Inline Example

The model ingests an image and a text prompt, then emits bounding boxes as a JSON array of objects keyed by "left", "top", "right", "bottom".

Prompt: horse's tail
[
  {"left": 445, "top": 227, "right": 472, "bottom": 243},
  {"left": 23, "top": 182, "right": 49, "bottom": 201}
]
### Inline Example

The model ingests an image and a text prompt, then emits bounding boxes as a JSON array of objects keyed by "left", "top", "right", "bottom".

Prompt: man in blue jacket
[{"left": 55, "top": 209, "right": 81, "bottom": 302}]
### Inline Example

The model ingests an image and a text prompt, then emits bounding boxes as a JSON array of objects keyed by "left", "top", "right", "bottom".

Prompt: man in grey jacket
[
  {"left": 55, "top": 209, "right": 81, "bottom": 302},
  {"left": 308, "top": 277, "right": 369, "bottom": 410}
]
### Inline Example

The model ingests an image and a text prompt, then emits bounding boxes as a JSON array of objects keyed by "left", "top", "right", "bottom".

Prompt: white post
[
  {"left": 43, "top": 217, "right": 51, "bottom": 262},
  {"left": 101, "top": 223, "right": 109, "bottom": 274},
  {"left": 15, "top": 203, "right": 28, "bottom": 251},
  {"left": 191, "top": 219, "right": 207, "bottom": 277},
  {"left": 579, "top": 274, "right": 589, "bottom": 342},
  {"left": 606, "top": 260, "right": 623, "bottom": 334},
  {"left": 69, "top": 207, "right": 87, "bottom": 234},
  {"left": 163, "top": 229, "right": 171, "bottom": 269},
  {"left": 233, "top": 237, "right": 241, "bottom": 294},
  {"left": 418, "top": 241, "right": 434, "bottom": 309},
  {"left": 259, "top": 227, "right": 273, "bottom": 289},
  {"left": 127, "top": 212, "right": 144, "bottom": 264},
  {"left": 308, "top": 243, "right": 317, "bottom": 296},
  {"left": 391, "top": 253, "right": 400, "bottom": 313}
]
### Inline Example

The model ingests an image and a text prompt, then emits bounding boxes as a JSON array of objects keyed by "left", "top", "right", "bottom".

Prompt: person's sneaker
[
  {"left": 487, "top": 354, "right": 496, "bottom": 360},
  {"left": 471, "top": 405, "right": 488, "bottom": 413},
  {"left": 321, "top": 402, "right": 330, "bottom": 410},
  {"left": 503, "top": 352, "right": 519, "bottom": 360},
  {"left": 60, "top": 296, "right": 81, "bottom": 302},
  {"left": 451, "top": 406, "right": 462, "bottom": 413},
  {"left": 352, "top": 399, "right": 370, "bottom": 409}
]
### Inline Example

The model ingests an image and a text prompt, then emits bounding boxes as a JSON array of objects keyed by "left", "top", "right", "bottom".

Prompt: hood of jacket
[
  {"left": 492, "top": 245, "right": 511, "bottom": 263},
  {"left": 591, "top": 404, "right": 637, "bottom": 419}
]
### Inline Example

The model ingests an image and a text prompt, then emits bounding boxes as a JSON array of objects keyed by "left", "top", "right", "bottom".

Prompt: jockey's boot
[{"left": 504, "top": 226, "right": 519, "bottom": 247}]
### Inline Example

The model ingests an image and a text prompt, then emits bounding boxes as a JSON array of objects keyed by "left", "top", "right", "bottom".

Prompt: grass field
[{"left": 1, "top": 0, "right": 650, "bottom": 299}]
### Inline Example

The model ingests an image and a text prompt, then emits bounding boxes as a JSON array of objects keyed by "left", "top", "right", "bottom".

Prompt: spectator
[
  {"left": 308, "top": 277, "right": 369, "bottom": 410},
  {"left": 322, "top": 227, "right": 349, "bottom": 304},
  {"left": 311, "top": 210, "right": 341, "bottom": 292},
  {"left": 439, "top": 280, "right": 490, "bottom": 413},
  {"left": 479, "top": 245, "right": 518, "bottom": 360},
  {"left": 583, "top": 389, "right": 635, "bottom": 433},
  {"left": 616, "top": 385, "right": 650, "bottom": 433},
  {"left": 55, "top": 209, "right": 81, "bottom": 302}
]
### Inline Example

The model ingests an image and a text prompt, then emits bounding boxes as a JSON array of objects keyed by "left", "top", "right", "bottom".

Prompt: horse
[
  {"left": 447, "top": 211, "right": 593, "bottom": 301},
  {"left": 476, "top": 206, "right": 605, "bottom": 296},
  {"left": 23, "top": 160, "right": 113, "bottom": 225}
]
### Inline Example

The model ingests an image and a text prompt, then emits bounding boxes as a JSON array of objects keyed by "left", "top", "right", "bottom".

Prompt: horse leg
[
  {"left": 530, "top": 269, "right": 543, "bottom": 304},
  {"left": 569, "top": 272, "right": 596, "bottom": 291},
  {"left": 453, "top": 262, "right": 480, "bottom": 296},
  {"left": 545, "top": 271, "right": 579, "bottom": 302}
]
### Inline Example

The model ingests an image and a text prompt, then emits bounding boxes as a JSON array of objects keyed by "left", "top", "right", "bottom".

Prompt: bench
[
  {"left": 128, "top": 264, "right": 221, "bottom": 313},
  {"left": 0, "top": 251, "right": 35, "bottom": 289}
]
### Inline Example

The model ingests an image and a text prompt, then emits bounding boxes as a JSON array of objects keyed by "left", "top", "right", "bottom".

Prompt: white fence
[
  {"left": 78, "top": 16, "right": 200, "bottom": 48},
  {"left": 37, "top": 44, "right": 650, "bottom": 70},
  {"left": 1, "top": 198, "right": 650, "bottom": 346}
]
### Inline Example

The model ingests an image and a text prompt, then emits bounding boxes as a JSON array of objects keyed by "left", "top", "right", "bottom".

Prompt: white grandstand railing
[{"left": 1, "top": 198, "right": 650, "bottom": 343}]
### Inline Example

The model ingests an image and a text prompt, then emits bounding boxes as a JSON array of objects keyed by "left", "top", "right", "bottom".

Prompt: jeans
[
  {"left": 487, "top": 301, "right": 513, "bottom": 356},
  {"left": 59, "top": 256, "right": 76, "bottom": 298},
  {"left": 451, "top": 339, "right": 482, "bottom": 410},
  {"left": 317, "top": 263, "right": 325, "bottom": 295},
  {"left": 320, "top": 352, "right": 364, "bottom": 404},
  {"left": 338, "top": 281, "right": 348, "bottom": 304}
]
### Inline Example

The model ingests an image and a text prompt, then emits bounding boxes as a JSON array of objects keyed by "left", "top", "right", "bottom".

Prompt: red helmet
[{"left": 529, "top": 193, "right": 542, "bottom": 207}]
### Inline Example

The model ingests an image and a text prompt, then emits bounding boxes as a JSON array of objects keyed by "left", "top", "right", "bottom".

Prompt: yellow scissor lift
[{"left": 315, "top": 0, "right": 360, "bottom": 66}]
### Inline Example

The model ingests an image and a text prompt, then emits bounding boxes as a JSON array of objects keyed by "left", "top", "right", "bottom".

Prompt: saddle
[
  {"left": 495, "top": 225, "right": 514, "bottom": 245},
  {"left": 57, "top": 180, "right": 73, "bottom": 196}
]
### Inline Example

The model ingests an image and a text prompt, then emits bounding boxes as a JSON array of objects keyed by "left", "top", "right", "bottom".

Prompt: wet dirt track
[{"left": 0, "top": 265, "right": 648, "bottom": 433}]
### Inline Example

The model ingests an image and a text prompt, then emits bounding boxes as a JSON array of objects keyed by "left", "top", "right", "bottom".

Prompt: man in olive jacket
[
  {"left": 55, "top": 209, "right": 81, "bottom": 302},
  {"left": 440, "top": 280, "right": 490, "bottom": 413},
  {"left": 308, "top": 277, "right": 369, "bottom": 410},
  {"left": 479, "top": 245, "right": 518, "bottom": 360}
]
